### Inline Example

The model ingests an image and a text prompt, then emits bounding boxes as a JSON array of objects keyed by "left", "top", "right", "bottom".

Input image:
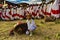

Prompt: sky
[
  {"left": 30, "top": 0, "right": 49, "bottom": 2},
  {"left": 6, "top": 0, "right": 50, "bottom": 4},
  {"left": 6, "top": 0, "right": 50, "bottom": 2}
]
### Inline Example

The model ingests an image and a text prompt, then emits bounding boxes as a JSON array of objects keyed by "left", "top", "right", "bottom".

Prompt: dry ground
[{"left": 0, "top": 19, "right": 60, "bottom": 40}]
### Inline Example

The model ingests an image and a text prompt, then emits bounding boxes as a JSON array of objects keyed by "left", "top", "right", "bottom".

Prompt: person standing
[
  {"left": 19, "top": 7, "right": 24, "bottom": 20},
  {"left": 10, "top": 6, "right": 14, "bottom": 20},
  {"left": 0, "top": 8, "right": 2, "bottom": 19},
  {"left": 12, "top": 6, "right": 17, "bottom": 19},
  {"left": 5, "top": 7, "right": 10, "bottom": 20}
]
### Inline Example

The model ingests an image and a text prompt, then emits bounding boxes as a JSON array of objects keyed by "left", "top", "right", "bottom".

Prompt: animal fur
[{"left": 9, "top": 22, "right": 28, "bottom": 36}]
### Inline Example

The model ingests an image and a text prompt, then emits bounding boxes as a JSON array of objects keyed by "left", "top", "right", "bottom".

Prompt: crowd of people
[
  {"left": 0, "top": 4, "right": 44, "bottom": 20},
  {"left": 0, "top": 0, "right": 60, "bottom": 20}
]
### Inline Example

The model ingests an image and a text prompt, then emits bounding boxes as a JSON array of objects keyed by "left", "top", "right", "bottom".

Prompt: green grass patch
[{"left": 0, "top": 19, "right": 60, "bottom": 40}]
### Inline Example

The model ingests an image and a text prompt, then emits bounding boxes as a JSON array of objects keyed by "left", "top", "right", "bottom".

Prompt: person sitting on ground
[{"left": 26, "top": 13, "right": 37, "bottom": 36}]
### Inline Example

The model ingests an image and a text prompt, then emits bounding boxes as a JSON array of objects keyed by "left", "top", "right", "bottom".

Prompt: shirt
[{"left": 26, "top": 19, "right": 36, "bottom": 30}]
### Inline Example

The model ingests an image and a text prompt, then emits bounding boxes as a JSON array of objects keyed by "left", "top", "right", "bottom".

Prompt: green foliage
[
  {"left": 55, "top": 33, "right": 60, "bottom": 40},
  {"left": 44, "top": 36, "right": 51, "bottom": 40},
  {"left": 55, "top": 19, "right": 60, "bottom": 24}
]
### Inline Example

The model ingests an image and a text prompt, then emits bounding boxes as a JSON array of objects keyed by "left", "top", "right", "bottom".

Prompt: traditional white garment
[
  {"left": 20, "top": 9, "right": 24, "bottom": 16},
  {"left": 13, "top": 8, "right": 17, "bottom": 19},
  {"left": 5, "top": 8, "right": 10, "bottom": 20},
  {"left": 16, "top": 8, "right": 20, "bottom": 19},
  {"left": 33, "top": 6, "right": 36, "bottom": 14},
  {"left": 13, "top": 8, "right": 17, "bottom": 14},
  {"left": 26, "top": 19, "right": 36, "bottom": 31},
  {"left": 51, "top": 0, "right": 59, "bottom": 18},
  {"left": 36, "top": 11, "right": 40, "bottom": 18},
  {"left": 18, "top": 7, "right": 22, "bottom": 15},
  {"left": 36, "top": 6, "right": 40, "bottom": 18},
  {"left": 40, "top": 5, "right": 44, "bottom": 16},
  {"left": 0, "top": 9, "right": 2, "bottom": 18},
  {"left": 43, "top": 4, "right": 46, "bottom": 12},
  {"left": 30, "top": 6, "right": 35, "bottom": 17},
  {"left": 26, "top": 7, "right": 30, "bottom": 12},
  {"left": 17, "top": 8, "right": 20, "bottom": 14},
  {"left": 29, "top": 7, "right": 32, "bottom": 14},
  {"left": 11, "top": 8, "right": 14, "bottom": 15},
  {"left": 18, "top": 8, "right": 24, "bottom": 19},
  {"left": 2, "top": 9, "right": 6, "bottom": 20},
  {"left": 46, "top": 3, "right": 52, "bottom": 15},
  {"left": 10, "top": 8, "right": 14, "bottom": 20},
  {"left": 6, "top": 9, "right": 10, "bottom": 15}
]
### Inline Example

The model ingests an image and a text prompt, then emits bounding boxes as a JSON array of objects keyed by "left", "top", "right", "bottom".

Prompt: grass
[{"left": 0, "top": 19, "right": 60, "bottom": 40}]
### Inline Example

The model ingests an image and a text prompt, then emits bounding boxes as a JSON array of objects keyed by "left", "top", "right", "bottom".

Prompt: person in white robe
[
  {"left": 16, "top": 7, "right": 20, "bottom": 19},
  {"left": 13, "top": 7, "right": 17, "bottom": 19},
  {"left": 19, "top": 7, "right": 24, "bottom": 19},
  {"left": 10, "top": 7, "right": 14, "bottom": 20},
  {"left": 36, "top": 6, "right": 40, "bottom": 19},
  {"left": 5, "top": 8, "right": 10, "bottom": 20},
  {"left": 1, "top": 8, "right": 6, "bottom": 20},
  {"left": 0, "top": 8, "right": 2, "bottom": 18},
  {"left": 51, "top": 0, "right": 59, "bottom": 18},
  {"left": 29, "top": 6, "right": 32, "bottom": 14},
  {"left": 30, "top": 6, "right": 35, "bottom": 18}
]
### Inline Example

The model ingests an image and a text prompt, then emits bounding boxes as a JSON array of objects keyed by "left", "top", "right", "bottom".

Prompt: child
[{"left": 26, "top": 13, "right": 36, "bottom": 36}]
